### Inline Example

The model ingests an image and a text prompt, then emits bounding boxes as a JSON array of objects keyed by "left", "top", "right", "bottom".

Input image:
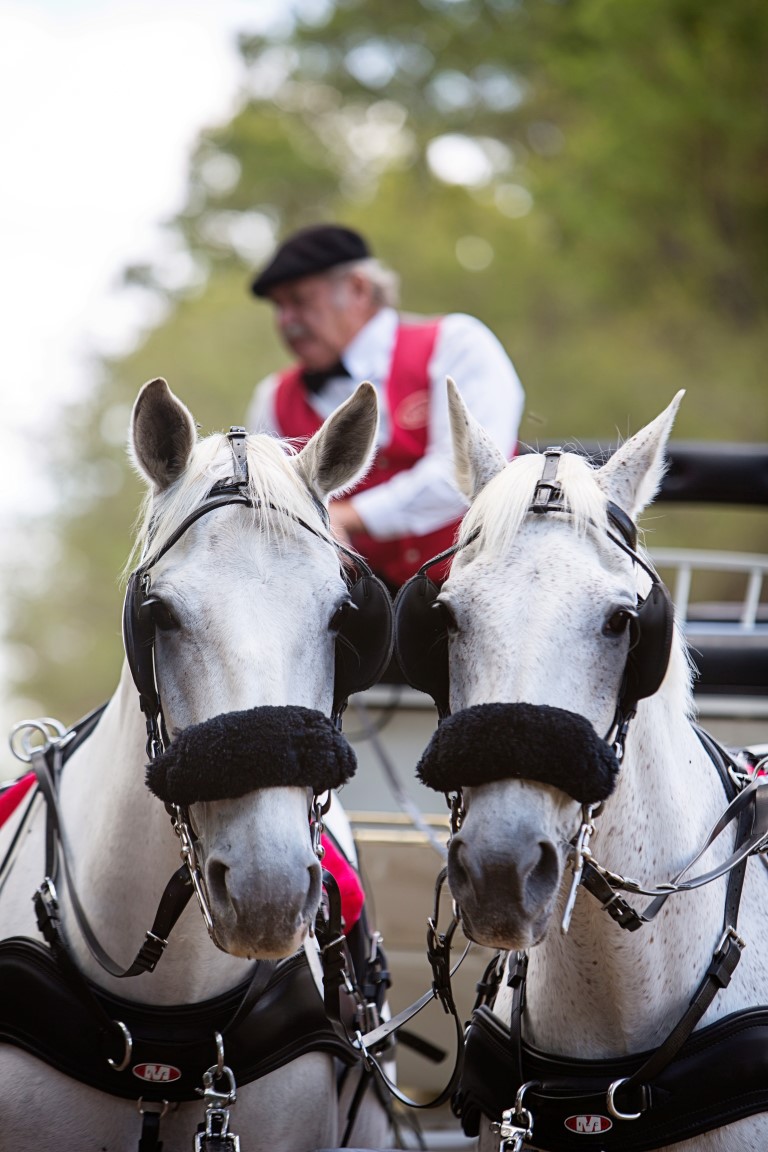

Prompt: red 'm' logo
[
  {"left": 564, "top": 1114, "right": 613, "bottom": 1134},
  {"left": 132, "top": 1063, "right": 182, "bottom": 1083}
]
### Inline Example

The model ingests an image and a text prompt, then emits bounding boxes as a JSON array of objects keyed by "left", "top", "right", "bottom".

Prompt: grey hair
[{"left": 328, "top": 258, "right": 400, "bottom": 308}]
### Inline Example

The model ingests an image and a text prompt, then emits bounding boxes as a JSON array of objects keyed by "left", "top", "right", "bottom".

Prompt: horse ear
[
  {"left": 597, "top": 390, "right": 685, "bottom": 518},
  {"left": 447, "top": 376, "right": 507, "bottom": 501},
  {"left": 294, "top": 381, "right": 379, "bottom": 500},
  {"left": 130, "top": 378, "right": 197, "bottom": 491}
]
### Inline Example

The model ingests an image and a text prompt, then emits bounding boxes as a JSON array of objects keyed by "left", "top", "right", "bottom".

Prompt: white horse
[
  {"left": 397, "top": 383, "right": 768, "bottom": 1151},
  {"left": 0, "top": 378, "right": 393, "bottom": 1151}
]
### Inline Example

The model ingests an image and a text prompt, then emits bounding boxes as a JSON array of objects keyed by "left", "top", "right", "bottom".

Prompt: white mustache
[{"left": 282, "top": 322, "right": 310, "bottom": 340}]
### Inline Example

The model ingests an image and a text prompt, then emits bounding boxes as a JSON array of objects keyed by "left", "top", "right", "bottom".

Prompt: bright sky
[
  {"left": 0, "top": 0, "right": 283, "bottom": 742},
  {"left": 0, "top": 0, "right": 283, "bottom": 516}
]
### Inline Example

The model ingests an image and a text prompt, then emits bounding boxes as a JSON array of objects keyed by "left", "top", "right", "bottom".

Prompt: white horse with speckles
[
  {"left": 0, "top": 378, "right": 393, "bottom": 1151},
  {"left": 397, "top": 383, "right": 768, "bottom": 1152}
]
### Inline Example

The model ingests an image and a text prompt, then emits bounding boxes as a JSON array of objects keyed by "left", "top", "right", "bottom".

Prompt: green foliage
[{"left": 6, "top": 0, "right": 767, "bottom": 724}]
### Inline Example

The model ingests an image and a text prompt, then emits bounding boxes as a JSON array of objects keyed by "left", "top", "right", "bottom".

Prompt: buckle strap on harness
[
  {"left": 493, "top": 726, "right": 755, "bottom": 1133},
  {"left": 607, "top": 925, "right": 745, "bottom": 1119}
]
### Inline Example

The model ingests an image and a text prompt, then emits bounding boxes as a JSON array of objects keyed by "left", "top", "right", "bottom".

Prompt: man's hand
[{"left": 329, "top": 499, "right": 365, "bottom": 546}]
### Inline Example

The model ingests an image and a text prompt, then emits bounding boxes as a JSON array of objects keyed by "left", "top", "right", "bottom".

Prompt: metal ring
[
  {"left": 514, "top": 1079, "right": 540, "bottom": 1116},
  {"left": 215, "top": 1031, "right": 225, "bottom": 1078},
  {"left": 107, "top": 1020, "right": 133, "bottom": 1072},
  {"left": 606, "top": 1076, "right": 642, "bottom": 1121},
  {"left": 9, "top": 718, "right": 65, "bottom": 763},
  {"left": 137, "top": 1097, "right": 171, "bottom": 1118}
]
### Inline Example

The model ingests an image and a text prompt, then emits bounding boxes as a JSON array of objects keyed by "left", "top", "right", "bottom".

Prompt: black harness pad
[
  {"left": 0, "top": 937, "right": 356, "bottom": 1102},
  {"left": 145, "top": 704, "right": 357, "bottom": 805},
  {"left": 416, "top": 702, "right": 619, "bottom": 804},
  {"left": 455, "top": 1003, "right": 768, "bottom": 1150}
]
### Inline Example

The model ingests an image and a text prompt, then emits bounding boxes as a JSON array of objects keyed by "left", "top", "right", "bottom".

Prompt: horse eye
[
  {"left": 435, "top": 599, "right": 458, "bottom": 635},
  {"left": 142, "top": 597, "right": 179, "bottom": 632},
  {"left": 604, "top": 608, "right": 634, "bottom": 637},
  {"left": 329, "top": 600, "right": 354, "bottom": 634}
]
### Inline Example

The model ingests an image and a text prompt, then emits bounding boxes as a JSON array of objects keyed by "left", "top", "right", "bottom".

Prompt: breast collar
[{"left": 0, "top": 936, "right": 355, "bottom": 1104}]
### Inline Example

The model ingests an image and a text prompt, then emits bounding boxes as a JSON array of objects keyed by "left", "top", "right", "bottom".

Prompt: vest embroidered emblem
[{"left": 394, "top": 389, "right": 430, "bottom": 430}]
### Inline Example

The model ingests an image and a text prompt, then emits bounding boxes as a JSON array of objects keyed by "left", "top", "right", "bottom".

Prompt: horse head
[
  {"left": 126, "top": 377, "right": 387, "bottom": 959},
  {"left": 397, "top": 380, "right": 686, "bottom": 951}
]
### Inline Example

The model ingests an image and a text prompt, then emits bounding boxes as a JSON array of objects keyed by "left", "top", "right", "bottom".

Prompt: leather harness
[{"left": 453, "top": 729, "right": 768, "bottom": 1150}]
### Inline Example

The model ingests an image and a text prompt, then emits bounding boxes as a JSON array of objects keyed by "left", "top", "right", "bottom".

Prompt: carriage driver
[{"left": 247, "top": 223, "right": 525, "bottom": 592}]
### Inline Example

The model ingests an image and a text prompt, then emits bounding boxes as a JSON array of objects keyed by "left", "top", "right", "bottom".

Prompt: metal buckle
[
  {"left": 9, "top": 717, "right": 67, "bottom": 763},
  {"left": 714, "top": 923, "right": 746, "bottom": 957}
]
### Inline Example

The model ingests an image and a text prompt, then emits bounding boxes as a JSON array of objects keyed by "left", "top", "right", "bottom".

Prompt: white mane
[{"left": 130, "top": 432, "right": 332, "bottom": 571}]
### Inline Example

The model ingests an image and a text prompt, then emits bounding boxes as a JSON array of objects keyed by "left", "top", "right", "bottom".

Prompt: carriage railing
[
  {"left": 523, "top": 439, "right": 768, "bottom": 708},
  {"left": 651, "top": 548, "right": 768, "bottom": 635}
]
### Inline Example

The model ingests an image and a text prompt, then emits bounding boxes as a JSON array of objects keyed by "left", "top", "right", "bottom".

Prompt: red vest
[{"left": 273, "top": 320, "right": 462, "bottom": 587}]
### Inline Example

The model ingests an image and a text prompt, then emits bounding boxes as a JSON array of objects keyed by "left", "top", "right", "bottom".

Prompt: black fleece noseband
[
  {"left": 416, "top": 702, "right": 620, "bottom": 805},
  {"left": 145, "top": 705, "right": 357, "bottom": 806}
]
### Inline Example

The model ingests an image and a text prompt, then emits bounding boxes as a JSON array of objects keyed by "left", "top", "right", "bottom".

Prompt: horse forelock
[
  {"left": 458, "top": 451, "right": 610, "bottom": 559},
  {"left": 130, "top": 432, "right": 333, "bottom": 570}
]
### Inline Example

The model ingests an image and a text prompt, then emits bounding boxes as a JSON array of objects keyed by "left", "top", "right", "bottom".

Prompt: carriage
[{"left": 1, "top": 379, "right": 766, "bottom": 1151}]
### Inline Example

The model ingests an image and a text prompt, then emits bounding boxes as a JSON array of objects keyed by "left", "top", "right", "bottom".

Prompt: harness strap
[
  {"left": 614, "top": 927, "right": 745, "bottom": 1115},
  {"left": 496, "top": 725, "right": 757, "bottom": 1130},
  {"left": 138, "top": 1109, "right": 164, "bottom": 1152},
  {"left": 577, "top": 744, "right": 768, "bottom": 931},
  {"left": 319, "top": 865, "right": 468, "bottom": 1111},
  {"left": 30, "top": 741, "right": 195, "bottom": 979},
  {"left": 456, "top": 1003, "right": 768, "bottom": 1150},
  {"left": 610, "top": 731, "right": 755, "bottom": 1113}
]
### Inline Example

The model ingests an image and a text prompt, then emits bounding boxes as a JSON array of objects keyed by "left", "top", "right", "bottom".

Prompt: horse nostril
[
  {"left": 206, "top": 859, "right": 230, "bottom": 907},
  {"left": 447, "top": 838, "right": 471, "bottom": 895},
  {"left": 524, "top": 840, "right": 560, "bottom": 909},
  {"left": 307, "top": 861, "right": 322, "bottom": 915}
]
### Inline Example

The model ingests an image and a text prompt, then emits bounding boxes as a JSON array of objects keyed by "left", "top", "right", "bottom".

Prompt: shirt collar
[{"left": 343, "top": 307, "right": 398, "bottom": 386}]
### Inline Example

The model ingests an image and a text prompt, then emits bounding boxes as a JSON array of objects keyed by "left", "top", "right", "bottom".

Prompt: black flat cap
[{"left": 251, "top": 224, "right": 371, "bottom": 298}]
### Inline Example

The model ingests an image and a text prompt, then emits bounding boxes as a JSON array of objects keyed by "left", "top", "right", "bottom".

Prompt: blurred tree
[{"left": 5, "top": 0, "right": 767, "bottom": 724}]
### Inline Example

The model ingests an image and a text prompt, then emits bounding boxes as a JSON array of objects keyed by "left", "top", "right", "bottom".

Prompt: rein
[{"left": 319, "top": 862, "right": 469, "bottom": 1113}]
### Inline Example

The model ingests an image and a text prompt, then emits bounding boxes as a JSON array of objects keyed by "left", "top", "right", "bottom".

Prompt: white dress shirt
[{"left": 246, "top": 308, "right": 524, "bottom": 541}]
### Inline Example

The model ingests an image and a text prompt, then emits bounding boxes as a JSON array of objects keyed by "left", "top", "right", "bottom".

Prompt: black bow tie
[{"left": 302, "top": 359, "right": 351, "bottom": 395}]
